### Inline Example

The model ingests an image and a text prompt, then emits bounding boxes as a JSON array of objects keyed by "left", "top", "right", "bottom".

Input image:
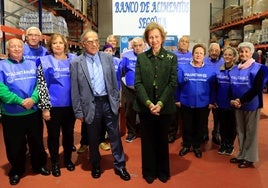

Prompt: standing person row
[
  {"left": 203, "top": 43, "right": 224, "bottom": 145},
  {"left": 168, "top": 35, "right": 192, "bottom": 143},
  {"left": 134, "top": 22, "right": 177, "bottom": 184},
  {"left": 0, "top": 38, "right": 50, "bottom": 185},
  {"left": 177, "top": 43, "right": 217, "bottom": 158},
  {"left": 76, "top": 43, "right": 121, "bottom": 154},
  {"left": 23, "top": 26, "right": 51, "bottom": 154},
  {"left": 37, "top": 33, "right": 76, "bottom": 177},
  {"left": 118, "top": 37, "right": 145, "bottom": 143},
  {"left": 70, "top": 29, "right": 130, "bottom": 181},
  {"left": 229, "top": 42, "right": 265, "bottom": 168},
  {"left": 216, "top": 46, "right": 238, "bottom": 155}
]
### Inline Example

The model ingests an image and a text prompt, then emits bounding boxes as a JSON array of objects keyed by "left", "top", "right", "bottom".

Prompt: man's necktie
[{"left": 91, "top": 57, "right": 104, "bottom": 95}]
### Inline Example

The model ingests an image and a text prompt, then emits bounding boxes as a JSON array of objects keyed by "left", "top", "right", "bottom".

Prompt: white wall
[
  {"left": 189, "top": 0, "right": 211, "bottom": 49},
  {"left": 3, "top": 0, "right": 235, "bottom": 51},
  {"left": 98, "top": 0, "right": 227, "bottom": 50}
]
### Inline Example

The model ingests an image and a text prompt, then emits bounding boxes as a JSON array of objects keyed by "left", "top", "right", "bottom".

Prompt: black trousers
[
  {"left": 139, "top": 112, "right": 171, "bottom": 178},
  {"left": 80, "top": 122, "right": 88, "bottom": 145},
  {"left": 168, "top": 106, "right": 182, "bottom": 136},
  {"left": 181, "top": 105, "right": 207, "bottom": 148},
  {"left": 80, "top": 121, "right": 106, "bottom": 145},
  {"left": 86, "top": 96, "right": 125, "bottom": 169},
  {"left": 2, "top": 111, "right": 47, "bottom": 176},
  {"left": 218, "top": 108, "right": 236, "bottom": 145},
  {"left": 45, "top": 107, "right": 75, "bottom": 164},
  {"left": 204, "top": 108, "right": 220, "bottom": 137},
  {"left": 123, "top": 85, "right": 138, "bottom": 136}
]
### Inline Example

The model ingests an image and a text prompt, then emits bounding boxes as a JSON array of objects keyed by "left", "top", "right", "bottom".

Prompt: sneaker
[
  {"left": 99, "top": 142, "right": 110, "bottom": 151},
  {"left": 77, "top": 145, "right": 88, "bottom": 154},
  {"left": 72, "top": 145, "right": 77, "bottom": 152},
  {"left": 217, "top": 145, "right": 226, "bottom": 155},
  {"left": 125, "top": 135, "right": 136, "bottom": 143},
  {"left": 225, "top": 146, "right": 234, "bottom": 155},
  {"left": 212, "top": 135, "right": 221, "bottom": 145}
]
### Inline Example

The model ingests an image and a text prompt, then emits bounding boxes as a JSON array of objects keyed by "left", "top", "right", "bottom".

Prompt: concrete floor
[{"left": 1, "top": 95, "right": 268, "bottom": 188}]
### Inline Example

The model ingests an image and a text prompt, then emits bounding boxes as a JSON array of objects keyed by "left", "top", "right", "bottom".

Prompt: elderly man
[
  {"left": 169, "top": 35, "right": 192, "bottom": 143},
  {"left": 118, "top": 37, "right": 145, "bottom": 143},
  {"left": 23, "top": 26, "right": 47, "bottom": 62},
  {"left": 0, "top": 38, "right": 50, "bottom": 185},
  {"left": 70, "top": 29, "right": 130, "bottom": 181},
  {"left": 203, "top": 43, "right": 224, "bottom": 145}
]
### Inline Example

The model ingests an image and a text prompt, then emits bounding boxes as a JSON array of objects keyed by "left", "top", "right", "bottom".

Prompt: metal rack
[
  {"left": 0, "top": 0, "right": 98, "bottom": 55},
  {"left": 209, "top": 0, "right": 268, "bottom": 49}
]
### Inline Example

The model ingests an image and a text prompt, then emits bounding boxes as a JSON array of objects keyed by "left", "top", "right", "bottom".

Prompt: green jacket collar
[{"left": 146, "top": 47, "right": 167, "bottom": 59}]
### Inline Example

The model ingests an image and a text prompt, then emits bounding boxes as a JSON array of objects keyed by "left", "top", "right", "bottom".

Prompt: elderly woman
[
  {"left": 37, "top": 33, "right": 77, "bottom": 176},
  {"left": 176, "top": 44, "right": 217, "bottom": 159},
  {"left": 133, "top": 22, "right": 177, "bottom": 184},
  {"left": 106, "top": 34, "right": 120, "bottom": 58},
  {"left": 229, "top": 42, "right": 264, "bottom": 168}
]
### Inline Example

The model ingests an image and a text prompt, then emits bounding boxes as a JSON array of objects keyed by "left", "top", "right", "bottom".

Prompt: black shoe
[
  {"left": 203, "top": 135, "right": 209, "bottom": 143},
  {"left": 52, "top": 164, "right": 61, "bottom": 177},
  {"left": 91, "top": 167, "right": 101, "bottom": 179},
  {"left": 193, "top": 148, "right": 202, "bottom": 158},
  {"left": 168, "top": 135, "right": 176, "bottom": 143},
  {"left": 212, "top": 135, "right": 221, "bottom": 145},
  {"left": 224, "top": 146, "right": 234, "bottom": 155},
  {"left": 217, "top": 145, "right": 226, "bottom": 155},
  {"left": 238, "top": 160, "right": 254, "bottom": 168},
  {"left": 125, "top": 134, "right": 136, "bottom": 143},
  {"left": 144, "top": 176, "right": 155, "bottom": 184},
  {"left": 72, "top": 145, "right": 76, "bottom": 152},
  {"left": 230, "top": 158, "right": 243, "bottom": 164},
  {"left": 158, "top": 176, "right": 169, "bottom": 183},
  {"left": 9, "top": 174, "right": 21, "bottom": 185},
  {"left": 179, "top": 147, "right": 190, "bottom": 156},
  {"left": 34, "top": 166, "right": 50, "bottom": 176},
  {"left": 114, "top": 168, "right": 131, "bottom": 181},
  {"left": 65, "top": 162, "right": 75, "bottom": 171}
]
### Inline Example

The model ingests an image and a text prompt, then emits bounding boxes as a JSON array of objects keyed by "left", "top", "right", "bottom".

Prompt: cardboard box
[{"left": 224, "top": 6, "right": 239, "bottom": 23}]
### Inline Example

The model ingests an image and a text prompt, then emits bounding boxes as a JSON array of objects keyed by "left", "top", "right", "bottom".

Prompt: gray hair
[
  {"left": 6, "top": 38, "right": 24, "bottom": 49},
  {"left": 237, "top": 42, "right": 255, "bottom": 54},
  {"left": 80, "top": 29, "right": 98, "bottom": 42},
  {"left": 208, "top": 43, "right": 220, "bottom": 51},
  {"left": 26, "top": 26, "right": 42, "bottom": 36},
  {"left": 132, "top": 37, "right": 144, "bottom": 46}
]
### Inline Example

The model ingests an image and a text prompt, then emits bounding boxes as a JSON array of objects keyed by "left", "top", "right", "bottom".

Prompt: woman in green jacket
[{"left": 133, "top": 22, "right": 177, "bottom": 184}]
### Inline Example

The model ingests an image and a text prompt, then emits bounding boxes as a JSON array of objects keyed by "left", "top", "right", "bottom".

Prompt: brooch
[{"left": 167, "top": 54, "right": 173, "bottom": 60}]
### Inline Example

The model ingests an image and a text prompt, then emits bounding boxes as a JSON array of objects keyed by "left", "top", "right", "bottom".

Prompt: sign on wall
[
  {"left": 120, "top": 35, "right": 178, "bottom": 54},
  {"left": 112, "top": 0, "right": 190, "bottom": 37}
]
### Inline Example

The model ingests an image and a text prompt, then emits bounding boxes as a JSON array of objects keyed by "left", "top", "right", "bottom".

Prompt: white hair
[
  {"left": 237, "top": 42, "right": 255, "bottom": 54},
  {"left": 26, "top": 26, "right": 42, "bottom": 36},
  {"left": 208, "top": 43, "right": 220, "bottom": 51}
]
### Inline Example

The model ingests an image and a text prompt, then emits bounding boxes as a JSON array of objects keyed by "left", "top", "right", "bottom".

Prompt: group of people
[
  {"left": 0, "top": 27, "right": 132, "bottom": 185},
  {"left": 0, "top": 21, "right": 267, "bottom": 186},
  {"left": 176, "top": 41, "right": 266, "bottom": 171}
]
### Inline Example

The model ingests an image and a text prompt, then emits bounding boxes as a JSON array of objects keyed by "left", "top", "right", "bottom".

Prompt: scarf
[{"left": 238, "top": 58, "right": 255, "bottom": 69}]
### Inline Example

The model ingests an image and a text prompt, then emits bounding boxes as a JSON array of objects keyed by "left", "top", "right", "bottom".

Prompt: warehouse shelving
[{"left": 0, "top": 0, "right": 98, "bottom": 55}]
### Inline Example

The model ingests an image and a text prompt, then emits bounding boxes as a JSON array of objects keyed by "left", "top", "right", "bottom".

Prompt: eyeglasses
[
  {"left": 84, "top": 39, "right": 99, "bottom": 45},
  {"left": 27, "top": 34, "right": 41, "bottom": 38}
]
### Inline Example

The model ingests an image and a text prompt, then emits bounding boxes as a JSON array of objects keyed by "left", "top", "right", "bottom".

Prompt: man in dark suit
[{"left": 70, "top": 29, "right": 130, "bottom": 181}]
